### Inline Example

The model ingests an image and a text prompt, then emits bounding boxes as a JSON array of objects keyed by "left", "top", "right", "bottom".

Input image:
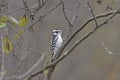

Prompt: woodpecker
[{"left": 51, "top": 29, "right": 63, "bottom": 61}]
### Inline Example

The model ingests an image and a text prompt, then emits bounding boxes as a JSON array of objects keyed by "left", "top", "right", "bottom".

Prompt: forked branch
[{"left": 26, "top": 8, "right": 120, "bottom": 80}]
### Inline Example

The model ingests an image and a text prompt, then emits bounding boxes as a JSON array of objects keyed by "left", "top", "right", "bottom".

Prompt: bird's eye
[{"left": 56, "top": 31, "right": 59, "bottom": 33}]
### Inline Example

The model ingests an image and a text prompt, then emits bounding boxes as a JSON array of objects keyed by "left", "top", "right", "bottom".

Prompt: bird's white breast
[{"left": 56, "top": 34, "right": 63, "bottom": 48}]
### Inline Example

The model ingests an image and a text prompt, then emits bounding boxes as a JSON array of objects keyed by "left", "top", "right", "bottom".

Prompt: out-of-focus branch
[
  {"left": 87, "top": 2, "right": 114, "bottom": 55},
  {"left": 62, "top": 0, "right": 72, "bottom": 27},
  {"left": 8, "top": 41, "right": 36, "bottom": 75},
  {"left": 87, "top": 2, "right": 99, "bottom": 27},
  {"left": 6, "top": 7, "right": 25, "bottom": 15},
  {"left": 42, "top": 1, "right": 62, "bottom": 18},
  {"left": 96, "top": 34, "right": 120, "bottom": 55},
  {"left": 8, "top": 26, "right": 24, "bottom": 40},
  {"left": 34, "top": 0, "right": 49, "bottom": 14},
  {"left": 22, "top": 0, "right": 31, "bottom": 14},
  {"left": 0, "top": 35, "right": 5, "bottom": 80},
  {"left": 62, "top": 0, "right": 79, "bottom": 37},
  {"left": 29, "top": 1, "right": 63, "bottom": 30},
  {"left": 6, "top": 0, "right": 49, "bottom": 15},
  {"left": 25, "top": 8, "right": 120, "bottom": 80},
  {"left": 4, "top": 54, "right": 46, "bottom": 80},
  {"left": 79, "top": 1, "right": 99, "bottom": 28},
  {"left": 19, "top": 54, "right": 46, "bottom": 79}
]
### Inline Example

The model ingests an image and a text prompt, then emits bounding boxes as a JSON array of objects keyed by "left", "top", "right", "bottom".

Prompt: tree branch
[
  {"left": 0, "top": 35, "right": 5, "bottom": 80},
  {"left": 25, "top": 8, "right": 120, "bottom": 80},
  {"left": 87, "top": 2, "right": 99, "bottom": 27},
  {"left": 4, "top": 54, "right": 46, "bottom": 80},
  {"left": 96, "top": 34, "right": 120, "bottom": 56},
  {"left": 62, "top": 0, "right": 72, "bottom": 27},
  {"left": 29, "top": 1, "right": 63, "bottom": 31}
]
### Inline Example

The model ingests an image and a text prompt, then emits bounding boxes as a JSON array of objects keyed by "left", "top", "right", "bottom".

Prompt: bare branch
[
  {"left": 79, "top": 1, "right": 99, "bottom": 28},
  {"left": 19, "top": 54, "right": 46, "bottom": 79},
  {"left": 4, "top": 54, "right": 46, "bottom": 80},
  {"left": 25, "top": 8, "right": 120, "bottom": 80},
  {"left": 62, "top": 0, "right": 72, "bottom": 27},
  {"left": 0, "top": 35, "right": 5, "bottom": 80},
  {"left": 95, "top": 34, "right": 120, "bottom": 56},
  {"left": 6, "top": 0, "right": 49, "bottom": 15},
  {"left": 42, "top": 1, "right": 63, "bottom": 18},
  {"left": 8, "top": 41, "right": 36, "bottom": 75},
  {"left": 65, "top": 0, "right": 79, "bottom": 37},
  {"left": 6, "top": 7, "right": 25, "bottom": 15},
  {"left": 34, "top": 0, "right": 49, "bottom": 14},
  {"left": 8, "top": 26, "right": 24, "bottom": 40},
  {"left": 22, "top": 0, "right": 31, "bottom": 14},
  {"left": 87, "top": 2, "right": 99, "bottom": 27},
  {"left": 79, "top": 0, "right": 90, "bottom": 10},
  {"left": 56, "top": 10, "right": 120, "bottom": 59},
  {"left": 29, "top": 1, "right": 63, "bottom": 30}
]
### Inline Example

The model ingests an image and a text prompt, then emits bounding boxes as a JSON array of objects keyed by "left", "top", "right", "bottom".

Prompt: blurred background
[{"left": 1, "top": 0, "right": 120, "bottom": 80}]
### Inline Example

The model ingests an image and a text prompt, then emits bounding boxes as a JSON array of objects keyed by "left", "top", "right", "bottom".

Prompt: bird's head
[{"left": 52, "top": 29, "right": 62, "bottom": 35}]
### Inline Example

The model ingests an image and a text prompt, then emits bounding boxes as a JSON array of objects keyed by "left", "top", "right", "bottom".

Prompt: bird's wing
[{"left": 51, "top": 35, "right": 58, "bottom": 51}]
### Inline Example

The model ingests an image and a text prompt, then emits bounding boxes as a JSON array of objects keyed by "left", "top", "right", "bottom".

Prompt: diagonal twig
[
  {"left": 25, "top": 8, "right": 120, "bottom": 80},
  {"left": 95, "top": 33, "right": 120, "bottom": 56},
  {"left": 87, "top": 2, "right": 99, "bottom": 27},
  {"left": 62, "top": 0, "right": 72, "bottom": 27},
  {"left": 29, "top": 1, "right": 63, "bottom": 30},
  {"left": 4, "top": 54, "right": 46, "bottom": 80}
]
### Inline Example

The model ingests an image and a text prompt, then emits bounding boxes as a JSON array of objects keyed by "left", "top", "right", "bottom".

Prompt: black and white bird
[{"left": 51, "top": 29, "right": 63, "bottom": 61}]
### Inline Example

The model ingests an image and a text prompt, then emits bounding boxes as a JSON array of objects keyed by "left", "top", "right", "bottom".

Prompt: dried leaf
[
  {"left": 0, "top": 16, "right": 8, "bottom": 22},
  {"left": 18, "top": 17, "right": 28, "bottom": 27},
  {"left": 0, "top": 15, "right": 8, "bottom": 28},
  {"left": 3, "top": 37, "right": 13, "bottom": 54}
]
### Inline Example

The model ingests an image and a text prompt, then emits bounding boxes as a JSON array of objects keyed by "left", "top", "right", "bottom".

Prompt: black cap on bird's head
[{"left": 52, "top": 29, "right": 62, "bottom": 35}]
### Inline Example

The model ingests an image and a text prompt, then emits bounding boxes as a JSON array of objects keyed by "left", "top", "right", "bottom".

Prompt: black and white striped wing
[{"left": 51, "top": 35, "right": 58, "bottom": 56}]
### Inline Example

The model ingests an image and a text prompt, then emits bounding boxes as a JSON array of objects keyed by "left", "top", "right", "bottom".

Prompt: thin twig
[
  {"left": 87, "top": 2, "right": 99, "bottom": 27},
  {"left": 87, "top": 2, "right": 120, "bottom": 56},
  {"left": 38, "top": 0, "right": 41, "bottom": 7},
  {"left": 29, "top": 1, "right": 63, "bottom": 30},
  {"left": 0, "top": 35, "right": 4, "bottom": 80},
  {"left": 56, "top": 10, "right": 120, "bottom": 59},
  {"left": 19, "top": 54, "right": 46, "bottom": 79},
  {"left": 65, "top": 0, "right": 79, "bottom": 37},
  {"left": 25, "top": 8, "right": 120, "bottom": 80},
  {"left": 34, "top": 0, "right": 49, "bottom": 14},
  {"left": 79, "top": 0, "right": 90, "bottom": 10},
  {"left": 95, "top": 33, "right": 120, "bottom": 56},
  {"left": 22, "top": 48, "right": 43, "bottom": 54},
  {"left": 79, "top": 0, "right": 99, "bottom": 28},
  {"left": 8, "top": 26, "right": 24, "bottom": 40},
  {"left": 6, "top": 7, "right": 25, "bottom": 15},
  {"left": 62, "top": 0, "right": 72, "bottom": 27},
  {"left": 22, "top": 0, "right": 31, "bottom": 14},
  {"left": 4, "top": 54, "right": 46, "bottom": 80},
  {"left": 70, "top": 0, "right": 79, "bottom": 26},
  {"left": 6, "top": 0, "right": 49, "bottom": 15},
  {"left": 8, "top": 41, "right": 36, "bottom": 75},
  {"left": 42, "top": 1, "right": 63, "bottom": 18}
]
